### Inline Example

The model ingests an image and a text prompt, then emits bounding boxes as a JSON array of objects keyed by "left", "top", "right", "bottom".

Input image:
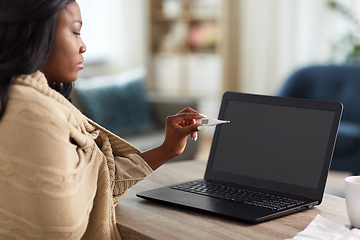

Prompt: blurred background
[{"left": 75, "top": 0, "right": 360, "bottom": 197}]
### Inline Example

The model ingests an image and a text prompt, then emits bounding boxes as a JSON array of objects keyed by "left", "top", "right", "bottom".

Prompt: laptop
[{"left": 137, "top": 92, "right": 343, "bottom": 223}]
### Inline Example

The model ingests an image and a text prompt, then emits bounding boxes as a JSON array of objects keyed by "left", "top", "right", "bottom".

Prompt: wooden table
[{"left": 115, "top": 160, "right": 350, "bottom": 240}]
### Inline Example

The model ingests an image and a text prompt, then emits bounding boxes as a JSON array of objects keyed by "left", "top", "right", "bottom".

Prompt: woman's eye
[{"left": 73, "top": 32, "right": 81, "bottom": 36}]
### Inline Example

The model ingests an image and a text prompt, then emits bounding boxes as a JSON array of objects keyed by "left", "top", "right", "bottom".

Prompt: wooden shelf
[
  {"left": 149, "top": 0, "right": 233, "bottom": 96},
  {"left": 151, "top": 11, "right": 221, "bottom": 22},
  {"left": 149, "top": 0, "right": 222, "bottom": 54},
  {"left": 151, "top": 10, "right": 189, "bottom": 22}
]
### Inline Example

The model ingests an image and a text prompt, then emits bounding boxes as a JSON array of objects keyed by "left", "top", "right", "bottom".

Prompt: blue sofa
[
  {"left": 71, "top": 67, "right": 199, "bottom": 162},
  {"left": 278, "top": 65, "right": 360, "bottom": 174}
]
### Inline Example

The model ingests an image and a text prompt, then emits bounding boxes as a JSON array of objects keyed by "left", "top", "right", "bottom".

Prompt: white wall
[
  {"left": 76, "top": 0, "right": 149, "bottom": 77},
  {"left": 237, "top": 0, "right": 357, "bottom": 95}
]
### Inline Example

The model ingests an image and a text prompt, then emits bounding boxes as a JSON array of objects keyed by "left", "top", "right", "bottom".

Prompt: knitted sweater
[{"left": 0, "top": 71, "right": 153, "bottom": 239}]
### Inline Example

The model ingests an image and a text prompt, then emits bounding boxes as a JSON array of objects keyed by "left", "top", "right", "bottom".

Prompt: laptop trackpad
[{"left": 170, "top": 194, "right": 221, "bottom": 207}]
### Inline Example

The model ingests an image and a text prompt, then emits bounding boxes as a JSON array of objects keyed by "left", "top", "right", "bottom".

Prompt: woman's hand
[
  {"left": 139, "top": 107, "right": 204, "bottom": 170},
  {"left": 162, "top": 107, "right": 204, "bottom": 157}
]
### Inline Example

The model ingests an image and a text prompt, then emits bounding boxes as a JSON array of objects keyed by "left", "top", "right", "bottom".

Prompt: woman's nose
[{"left": 80, "top": 41, "right": 86, "bottom": 53}]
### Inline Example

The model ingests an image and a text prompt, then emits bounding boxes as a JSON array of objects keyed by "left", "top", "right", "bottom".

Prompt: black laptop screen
[{"left": 206, "top": 92, "right": 342, "bottom": 200}]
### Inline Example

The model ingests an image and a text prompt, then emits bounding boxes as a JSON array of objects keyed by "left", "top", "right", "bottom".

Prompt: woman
[{"left": 0, "top": 0, "right": 203, "bottom": 239}]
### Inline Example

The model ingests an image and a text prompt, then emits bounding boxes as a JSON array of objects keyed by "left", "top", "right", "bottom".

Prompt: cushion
[
  {"left": 335, "top": 121, "right": 360, "bottom": 154},
  {"left": 74, "top": 67, "right": 157, "bottom": 137}
]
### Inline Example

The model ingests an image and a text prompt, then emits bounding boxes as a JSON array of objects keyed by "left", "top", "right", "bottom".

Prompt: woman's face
[{"left": 42, "top": 1, "right": 86, "bottom": 83}]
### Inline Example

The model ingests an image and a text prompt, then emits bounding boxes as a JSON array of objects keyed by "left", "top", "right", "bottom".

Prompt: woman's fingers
[
  {"left": 171, "top": 112, "right": 203, "bottom": 124},
  {"left": 177, "top": 107, "right": 198, "bottom": 114}
]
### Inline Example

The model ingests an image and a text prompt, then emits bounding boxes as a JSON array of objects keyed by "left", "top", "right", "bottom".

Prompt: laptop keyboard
[{"left": 171, "top": 180, "right": 305, "bottom": 211}]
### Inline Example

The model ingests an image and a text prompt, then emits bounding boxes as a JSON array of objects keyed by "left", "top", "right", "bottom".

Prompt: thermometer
[{"left": 195, "top": 118, "right": 230, "bottom": 126}]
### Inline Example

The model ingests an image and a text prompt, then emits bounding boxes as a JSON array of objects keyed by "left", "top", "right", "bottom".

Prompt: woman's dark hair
[{"left": 0, "top": 0, "right": 76, "bottom": 119}]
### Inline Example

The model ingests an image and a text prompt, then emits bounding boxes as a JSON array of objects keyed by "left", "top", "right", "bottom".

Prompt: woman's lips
[{"left": 78, "top": 59, "right": 84, "bottom": 69}]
